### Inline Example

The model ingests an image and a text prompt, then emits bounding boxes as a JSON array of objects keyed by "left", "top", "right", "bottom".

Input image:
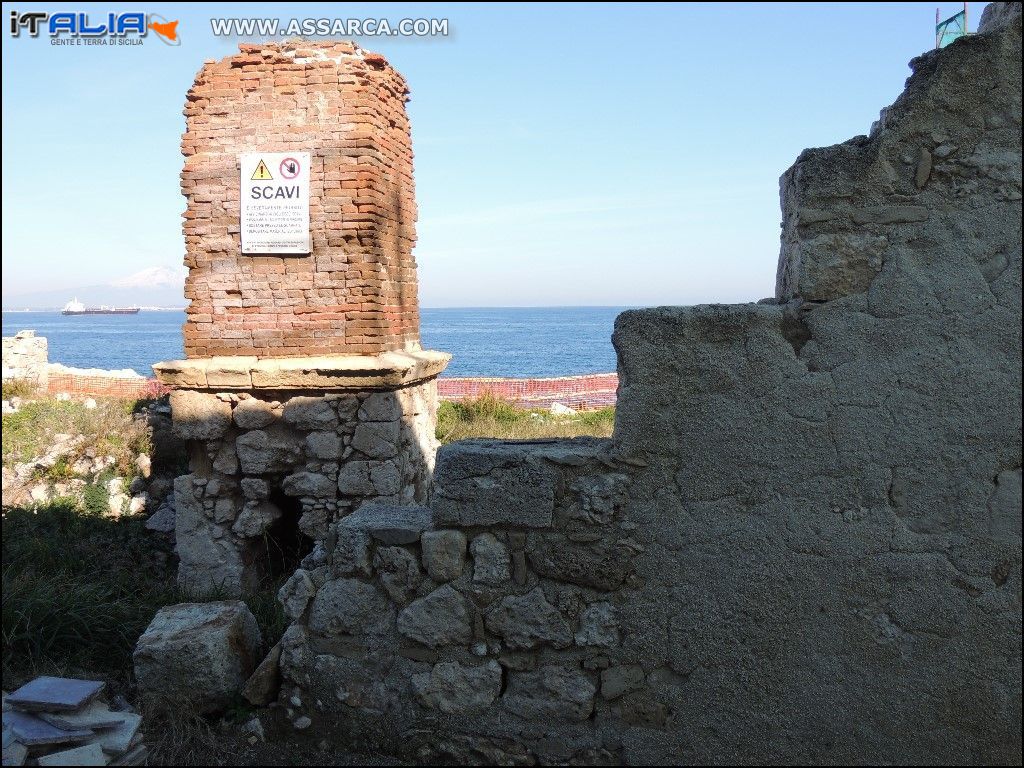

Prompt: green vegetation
[
  {"left": 436, "top": 393, "right": 615, "bottom": 444},
  {"left": 1, "top": 378, "right": 38, "bottom": 400}
]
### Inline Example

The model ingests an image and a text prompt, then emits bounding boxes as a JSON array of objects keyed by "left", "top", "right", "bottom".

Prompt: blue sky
[{"left": 1, "top": 2, "right": 984, "bottom": 307}]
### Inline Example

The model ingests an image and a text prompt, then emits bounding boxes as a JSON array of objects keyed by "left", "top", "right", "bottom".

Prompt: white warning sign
[{"left": 240, "top": 152, "right": 310, "bottom": 254}]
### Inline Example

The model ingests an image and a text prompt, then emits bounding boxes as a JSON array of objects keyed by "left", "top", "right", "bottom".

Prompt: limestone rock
[
  {"left": 308, "top": 578, "right": 393, "bottom": 638},
  {"left": 170, "top": 390, "right": 232, "bottom": 441},
  {"left": 282, "top": 397, "right": 338, "bottom": 430},
  {"left": 351, "top": 420, "right": 400, "bottom": 459},
  {"left": 432, "top": 441, "right": 558, "bottom": 528},
  {"left": 232, "top": 398, "right": 279, "bottom": 429},
  {"left": 242, "top": 643, "right": 281, "bottom": 706},
  {"left": 374, "top": 546, "right": 423, "bottom": 604},
  {"left": 134, "top": 600, "right": 262, "bottom": 713},
  {"left": 527, "top": 533, "right": 632, "bottom": 591},
  {"left": 421, "top": 530, "right": 467, "bottom": 582},
  {"left": 485, "top": 588, "right": 572, "bottom": 650},
  {"left": 278, "top": 569, "right": 316, "bottom": 620},
  {"left": 282, "top": 471, "right": 335, "bottom": 498},
  {"left": 412, "top": 660, "right": 502, "bottom": 714},
  {"left": 575, "top": 602, "right": 620, "bottom": 648},
  {"left": 235, "top": 430, "right": 301, "bottom": 474},
  {"left": 232, "top": 499, "right": 282, "bottom": 538},
  {"left": 305, "top": 431, "right": 343, "bottom": 460},
  {"left": 503, "top": 666, "right": 596, "bottom": 722},
  {"left": 600, "top": 665, "right": 645, "bottom": 700},
  {"left": 174, "top": 475, "right": 246, "bottom": 595},
  {"left": 471, "top": 533, "right": 511, "bottom": 586},
  {"left": 397, "top": 585, "right": 473, "bottom": 648},
  {"left": 339, "top": 503, "right": 432, "bottom": 545},
  {"left": 359, "top": 392, "right": 403, "bottom": 421}
]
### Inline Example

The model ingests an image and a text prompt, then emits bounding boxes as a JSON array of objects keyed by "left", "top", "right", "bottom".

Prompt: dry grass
[
  {"left": 1, "top": 397, "right": 152, "bottom": 479},
  {"left": 435, "top": 393, "right": 615, "bottom": 444},
  {"left": 1, "top": 378, "right": 39, "bottom": 400}
]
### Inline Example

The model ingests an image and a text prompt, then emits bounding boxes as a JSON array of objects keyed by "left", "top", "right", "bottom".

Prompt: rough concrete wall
[
  {"left": 611, "top": 4, "right": 1021, "bottom": 763},
  {"left": 270, "top": 6, "right": 1021, "bottom": 764},
  {"left": 1, "top": 331, "right": 48, "bottom": 390},
  {"left": 181, "top": 41, "right": 419, "bottom": 357}
]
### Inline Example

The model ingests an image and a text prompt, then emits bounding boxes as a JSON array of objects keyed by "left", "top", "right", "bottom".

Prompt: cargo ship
[{"left": 61, "top": 298, "right": 140, "bottom": 316}]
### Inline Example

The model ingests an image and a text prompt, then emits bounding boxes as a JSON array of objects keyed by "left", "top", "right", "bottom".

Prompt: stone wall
[
  {"left": 171, "top": 382, "right": 439, "bottom": 595},
  {"left": 1, "top": 330, "right": 48, "bottom": 390},
  {"left": 267, "top": 6, "right": 1022, "bottom": 764},
  {"left": 181, "top": 41, "right": 419, "bottom": 357}
]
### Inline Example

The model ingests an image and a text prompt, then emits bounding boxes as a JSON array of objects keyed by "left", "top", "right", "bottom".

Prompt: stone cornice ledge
[{"left": 152, "top": 350, "right": 451, "bottom": 391}]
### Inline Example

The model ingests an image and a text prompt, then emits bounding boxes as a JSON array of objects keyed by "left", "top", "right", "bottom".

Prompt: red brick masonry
[
  {"left": 46, "top": 372, "right": 619, "bottom": 410},
  {"left": 181, "top": 42, "right": 420, "bottom": 358}
]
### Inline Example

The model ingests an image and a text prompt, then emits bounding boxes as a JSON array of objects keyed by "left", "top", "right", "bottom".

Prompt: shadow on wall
[{"left": 168, "top": 382, "right": 440, "bottom": 598}]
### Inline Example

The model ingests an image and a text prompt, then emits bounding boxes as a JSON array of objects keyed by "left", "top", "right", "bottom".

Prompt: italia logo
[{"left": 9, "top": 11, "right": 180, "bottom": 45}]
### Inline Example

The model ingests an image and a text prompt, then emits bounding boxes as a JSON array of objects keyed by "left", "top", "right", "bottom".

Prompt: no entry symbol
[{"left": 279, "top": 157, "right": 301, "bottom": 180}]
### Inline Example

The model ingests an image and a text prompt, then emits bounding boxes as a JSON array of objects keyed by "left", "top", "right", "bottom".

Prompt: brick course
[{"left": 181, "top": 41, "right": 420, "bottom": 358}]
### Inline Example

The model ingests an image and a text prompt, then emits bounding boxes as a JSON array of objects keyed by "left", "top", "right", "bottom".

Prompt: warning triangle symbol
[{"left": 251, "top": 159, "right": 273, "bottom": 181}]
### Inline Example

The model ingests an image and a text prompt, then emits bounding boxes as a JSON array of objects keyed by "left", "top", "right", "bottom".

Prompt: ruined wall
[
  {"left": 181, "top": 41, "right": 419, "bottom": 357},
  {"left": 271, "top": 6, "right": 1022, "bottom": 764},
  {"left": 1, "top": 330, "right": 48, "bottom": 390},
  {"left": 172, "top": 382, "right": 438, "bottom": 595}
]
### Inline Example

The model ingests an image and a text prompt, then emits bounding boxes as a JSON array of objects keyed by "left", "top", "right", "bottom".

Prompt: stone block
[
  {"left": 233, "top": 398, "right": 279, "bottom": 429},
  {"left": 133, "top": 601, "right": 262, "bottom": 713},
  {"left": 484, "top": 588, "right": 572, "bottom": 650},
  {"left": 359, "top": 392, "right": 403, "bottom": 421},
  {"left": 412, "top": 660, "right": 502, "bottom": 715},
  {"left": 421, "top": 530, "right": 467, "bottom": 582},
  {"left": 6, "top": 677, "right": 104, "bottom": 713},
  {"left": 397, "top": 585, "right": 473, "bottom": 648},
  {"left": 339, "top": 503, "right": 432, "bottom": 545},
  {"left": 431, "top": 441, "right": 558, "bottom": 528},
  {"left": 282, "top": 396, "right": 338, "bottom": 430},
  {"left": 351, "top": 420, "right": 400, "bottom": 459},
  {"left": 282, "top": 471, "right": 335, "bottom": 498},
  {"left": 503, "top": 666, "right": 596, "bottom": 722},
  {"left": 308, "top": 578, "right": 393, "bottom": 638},
  {"left": 170, "top": 390, "right": 232, "bottom": 441},
  {"left": 471, "top": 533, "right": 511, "bottom": 586}
]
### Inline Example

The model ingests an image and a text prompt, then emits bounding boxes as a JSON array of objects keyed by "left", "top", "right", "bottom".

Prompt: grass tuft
[{"left": 436, "top": 394, "right": 615, "bottom": 444}]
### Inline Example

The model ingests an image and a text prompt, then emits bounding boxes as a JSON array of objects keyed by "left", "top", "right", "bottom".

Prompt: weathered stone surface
[
  {"left": 231, "top": 499, "right": 281, "bottom": 538},
  {"left": 351, "top": 420, "right": 400, "bottom": 459},
  {"left": 485, "top": 588, "right": 572, "bottom": 650},
  {"left": 331, "top": 526, "right": 372, "bottom": 576},
  {"left": 503, "top": 666, "right": 596, "bottom": 722},
  {"left": 374, "top": 546, "right": 422, "bottom": 604},
  {"left": 282, "top": 471, "right": 335, "bottom": 498},
  {"left": 340, "top": 503, "right": 432, "bottom": 544},
  {"left": 174, "top": 475, "right": 246, "bottom": 594},
  {"left": 527, "top": 534, "right": 632, "bottom": 591},
  {"left": 305, "top": 431, "right": 343, "bottom": 459},
  {"left": 412, "top": 660, "right": 502, "bottom": 714},
  {"left": 600, "top": 665, "right": 645, "bottom": 700},
  {"left": 398, "top": 585, "right": 473, "bottom": 648},
  {"left": 471, "top": 533, "right": 511, "bottom": 586},
  {"left": 421, "top": 530, "right": 467, "bottom": 582},
  {"left": 575, "top": 602, "right": 620, "bottom": 648},
  {"left": 359, "top": 392, "right": 403, "bottom": 422},
  {"left": 242, "top": 643, "right": 281, "bottom": 706},
  {"left": 235, "top": 430, "right": 301, "bottom": 474},
  {"left": 278, "top": 569, "right": 316, "bottom": 620},
  {"left": 134, "top": 601, "right": 261, "bottom": 713},
  {"left": 240, "top": 478, "right": 269, "bottom": 500},
  {"left": 432, "top": 441, "right": 558, "bottom": 528},
  {"left": 232, "top": 398, "right": 279, "bottom": 429},
  {"left": 6, "top": 678, "right": 103, "bottom": 713},
  {"left": 170, "top": 390, "right": 232, "bottom": 440},
  {"left": 282, "top": 397, "right": 338, "bottom": 430},
  {"left": 308, "top": 578, "right": 393, "bottom": 638}
]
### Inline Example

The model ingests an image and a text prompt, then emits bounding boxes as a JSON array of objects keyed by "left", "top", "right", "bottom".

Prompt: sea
[{"left": 1, "top": 307, "right": 630, "bottom": 378}]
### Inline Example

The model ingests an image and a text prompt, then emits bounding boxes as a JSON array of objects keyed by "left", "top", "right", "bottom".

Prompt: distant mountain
[{"left": 2, "top": 266, "right": 187, "bottom": 311}]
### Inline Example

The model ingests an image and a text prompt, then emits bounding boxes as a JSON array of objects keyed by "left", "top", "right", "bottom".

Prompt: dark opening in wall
[{"left": 256, "top": 488, "right": 314, "bottom": 585}]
